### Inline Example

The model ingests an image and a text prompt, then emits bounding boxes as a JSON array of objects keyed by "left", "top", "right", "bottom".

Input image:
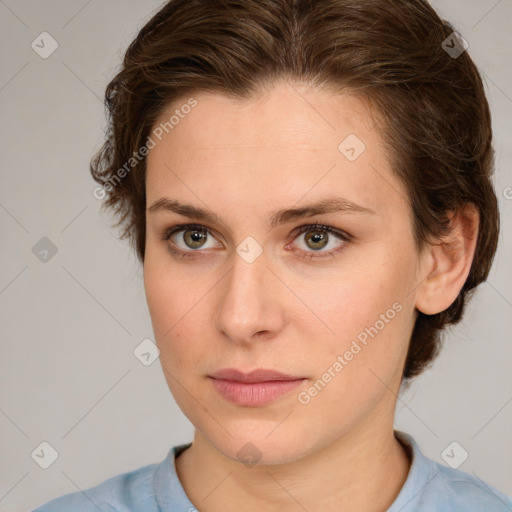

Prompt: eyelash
[{"left": 162, "top": 222, "right": 352, "bottom": 261}]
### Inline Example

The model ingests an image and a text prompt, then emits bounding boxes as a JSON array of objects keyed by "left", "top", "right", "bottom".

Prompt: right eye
[{"left": 163, "top": 223, "right": 222, "bottom": 258}]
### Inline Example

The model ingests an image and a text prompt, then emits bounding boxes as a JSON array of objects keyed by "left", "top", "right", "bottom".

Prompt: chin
[{"left": 200, "top": 419, "right": 317, "bottom": 467}]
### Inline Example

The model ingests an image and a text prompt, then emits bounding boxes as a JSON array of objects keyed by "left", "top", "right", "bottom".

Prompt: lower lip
[{"left": 210, "top": 378, "right": 306, "bottom": 406}]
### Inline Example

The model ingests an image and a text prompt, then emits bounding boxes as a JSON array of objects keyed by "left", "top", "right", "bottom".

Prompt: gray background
[{"left": 0, "top": 1, "right": 511, "bottom": 511}]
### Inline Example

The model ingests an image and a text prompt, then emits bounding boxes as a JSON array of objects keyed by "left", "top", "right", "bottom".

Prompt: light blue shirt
[{"left": 33, "top": 430, "right": 512, "bottom": 511}]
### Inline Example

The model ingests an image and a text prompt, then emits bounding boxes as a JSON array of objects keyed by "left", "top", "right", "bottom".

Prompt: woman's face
[{"left": 144, "top": 81, "right": 424, "bottom": 464}]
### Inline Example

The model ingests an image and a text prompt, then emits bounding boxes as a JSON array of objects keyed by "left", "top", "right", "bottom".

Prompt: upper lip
[{"left": 209, "top": 368, "right": 304, "bottom": 383}]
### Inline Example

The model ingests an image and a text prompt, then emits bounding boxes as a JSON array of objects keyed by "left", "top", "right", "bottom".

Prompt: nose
[{"left": 214, "top": 250, "right": 285, "bottom": 346}]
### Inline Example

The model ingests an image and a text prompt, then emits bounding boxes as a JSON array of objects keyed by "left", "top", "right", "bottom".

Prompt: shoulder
[
  {"left": 392, "top": 431, "right": 512, "bottom": 512},
  {"left": 421, "top": 461, "right": 512, "bottom": 511},
  {"left": 32, "top": 460, "right": 160, "bottom": 512}
]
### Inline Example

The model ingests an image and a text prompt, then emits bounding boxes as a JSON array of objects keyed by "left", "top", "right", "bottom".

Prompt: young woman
[{"left": 34, "top": 0, "right": 511, "bottom": 510}]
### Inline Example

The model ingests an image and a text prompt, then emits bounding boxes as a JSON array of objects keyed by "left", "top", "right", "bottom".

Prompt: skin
[{"left": 143, "top": 80, "right": 479, "bottom": 512}]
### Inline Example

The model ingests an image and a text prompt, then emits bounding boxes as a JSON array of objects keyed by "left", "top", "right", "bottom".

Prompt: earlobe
[{"left": 415, "top": 203, "right": 479, "bottom": 316}]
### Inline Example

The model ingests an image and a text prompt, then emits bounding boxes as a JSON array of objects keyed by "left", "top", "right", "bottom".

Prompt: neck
[{"left": 175, "top": 417, "right": 411, "bottom": 512}]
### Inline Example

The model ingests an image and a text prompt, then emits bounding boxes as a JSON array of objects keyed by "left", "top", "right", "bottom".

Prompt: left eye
[
  {"left": 290, "top": 224, "right": 350, "bottom": 259},
  {"left": 163, "top": 223, "right": 351, "bottom": 260}
]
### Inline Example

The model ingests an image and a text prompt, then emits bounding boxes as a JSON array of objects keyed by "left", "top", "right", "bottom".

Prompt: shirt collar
[
  {"left": 153, "top": 431, "right": 436, "bottom": 512},
  {"left": 388, "top": 430, "right": 440, "bottom": 511}
]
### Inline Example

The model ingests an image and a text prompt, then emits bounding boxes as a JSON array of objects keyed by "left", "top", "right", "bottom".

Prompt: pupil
[
  {"left": 308, "top": 230, "right": 327, "bottom": 250},
  {"left": 186, "top": 229, "right": 206, "bottom": 248}
]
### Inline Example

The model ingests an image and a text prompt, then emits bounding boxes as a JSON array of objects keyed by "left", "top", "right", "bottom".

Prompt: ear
[{"left": 415, "top": 203, "right": 479, "bottom": 315}]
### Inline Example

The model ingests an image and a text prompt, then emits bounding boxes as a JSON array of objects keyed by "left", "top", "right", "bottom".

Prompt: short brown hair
[{"left": 91, "top": 0, "right": 499, "bottom": 382}]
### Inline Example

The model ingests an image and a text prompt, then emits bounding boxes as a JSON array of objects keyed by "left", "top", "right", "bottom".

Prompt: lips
[
  {"left": 208, "top": 368, "right": 306, "bottom": 406},
  {"left": 209, "top": 368, "right": 303, "bottom": 382}
]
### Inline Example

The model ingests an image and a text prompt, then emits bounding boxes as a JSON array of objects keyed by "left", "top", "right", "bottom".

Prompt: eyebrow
[
  {"left": 147, "top": 197, "right": 377, "bottom": 229},
  {"left": 148, "top": 197, "right": 377, "bottom": 228}
]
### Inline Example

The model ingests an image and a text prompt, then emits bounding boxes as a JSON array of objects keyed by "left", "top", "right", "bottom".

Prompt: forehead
[
  {"left": 153, "top": 81, "right": 378, "bottom": 149},
  {"left": 145, "top": 81, "right": 407, "bottom": 221}
]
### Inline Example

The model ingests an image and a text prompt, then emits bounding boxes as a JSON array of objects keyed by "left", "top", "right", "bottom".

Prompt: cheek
[
  {"left": 143, "top": 258, "right": 212, "bottom": 370},
  {"left": 144, "top": 262, "right": 172, "bottom": 337},
  {"left": 144, "top": 264, "right": 206, "bottom": 416},
  {"left": 314, "top": 249, "right": 415, "bottom": 379},
  {"left": 144, "top": 247, "right": 193, "bottom": 333},
  {"left": 300, "top": 291, "right": 410, "bottom": 428},
  {"left": 321, "top": 265, "right": 403, "bottom": 340}
]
